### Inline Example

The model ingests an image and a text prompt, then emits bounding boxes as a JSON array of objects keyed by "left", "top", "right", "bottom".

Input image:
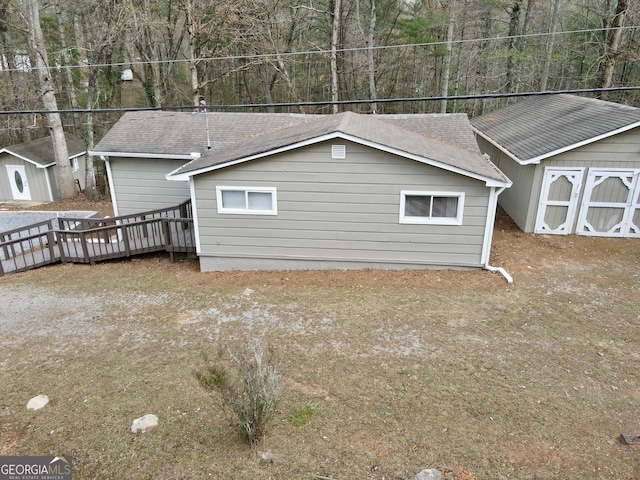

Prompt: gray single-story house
[
  {"left": 92, "top": 111, "right": 511, "bottom": 271},
  {"left": 472, "top": 94, "right": 640, "bottom": 238},
  {"left": 0, "top": 135, "right": 87, "bottom": 202}
]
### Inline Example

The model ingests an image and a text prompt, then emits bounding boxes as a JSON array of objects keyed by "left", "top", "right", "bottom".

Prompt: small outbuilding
[
  {"left": 472, "top": 94, "right": 640, "bottom": 237},
  {"left": 0, "top": 135, "right": 87, "bottom": 202}
]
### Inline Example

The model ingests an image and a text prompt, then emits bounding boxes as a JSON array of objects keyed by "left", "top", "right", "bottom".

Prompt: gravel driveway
[{"left": 0, "top": 210, "right": 98, "bottom": 233}]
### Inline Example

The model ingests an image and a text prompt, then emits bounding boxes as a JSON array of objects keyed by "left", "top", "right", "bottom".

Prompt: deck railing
[
  {"left": 0, "top": 200, "right": 195, "bottom": 275},
  {"left": 0, "top": 220, "right": 58, "bottom": 275}
]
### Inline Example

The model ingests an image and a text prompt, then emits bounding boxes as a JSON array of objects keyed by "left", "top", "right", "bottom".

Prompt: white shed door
[
  {"left": 535, "top": 168, "right": 583, "bottom": 234},
  {"left": 5, "top": 165, "right": 32, "bottom": 201},
  {"left": 576, "top": 169, "right": 640, "bottom": 238}
]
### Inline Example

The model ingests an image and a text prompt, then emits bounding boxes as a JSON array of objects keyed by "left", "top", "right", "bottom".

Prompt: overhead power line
[
  {"left": 1, "top": 86, "right": 639, "bottom": 116},
  {"left": 0, "top": 25, "right": 638, "bottom": 73}
]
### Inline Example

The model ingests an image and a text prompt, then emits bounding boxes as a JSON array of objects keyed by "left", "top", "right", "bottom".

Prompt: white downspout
[
  {"left": 189, "top": 177, "right": 201, "bottom": 254},
  {"left": 482, "top": 186, "right": 513, "bottom": 284}
]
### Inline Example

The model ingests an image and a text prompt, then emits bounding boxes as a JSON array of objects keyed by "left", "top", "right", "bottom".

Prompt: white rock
[
  {"left": 131, "top": 414, "right": 158, "bottom": 433},
  {"left": 259, "top": 451, "right": 275, "bottom": 465},
  {"left": 26, "top": 395, "right": 49, "bottom": 411},
  {"left": 414, "top": 469, "right": 444, "bottom": 480}
]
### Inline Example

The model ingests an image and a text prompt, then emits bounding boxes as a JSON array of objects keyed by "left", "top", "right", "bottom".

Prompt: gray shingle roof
[
  {"left": 93, "top": 110, "right": 507, "bottom": 183},
  {"left": 471, "top": 94, "right": 640, "bottom": 163},
  {"left": 2, "top": 135, "right": 86, "bottom": 166},
  {"left": 92, "top": 111, "right": 313, "bottom": 156},
  {"left": 172, "top": 111, "right": 505, "bottom": 182},
  {"left": 379, "top": 114, "right": 482, "bottom": 152}
]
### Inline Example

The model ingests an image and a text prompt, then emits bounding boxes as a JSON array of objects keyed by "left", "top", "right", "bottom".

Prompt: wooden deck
[{"left": 0, "top": 201, "right": 196, "bottom": 276}]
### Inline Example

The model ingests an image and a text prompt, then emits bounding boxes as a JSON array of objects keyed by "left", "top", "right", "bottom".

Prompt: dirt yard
[{"left": 0, "top": 197, "right": 639, "bottom": 479}]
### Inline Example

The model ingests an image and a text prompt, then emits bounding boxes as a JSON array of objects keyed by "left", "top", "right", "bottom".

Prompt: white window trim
[
  {"left": 70, "top": 157, "right": 79, "bottom": 172},
  {"left": 399, "top": 190, "right": 465, "bottom": 225},
  {"left": 216, "top": 186, "right": 278, "bottom": 215}
]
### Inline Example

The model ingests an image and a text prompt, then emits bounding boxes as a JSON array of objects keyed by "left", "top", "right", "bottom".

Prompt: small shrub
[{"left": 196, "top": 343, "right": 280, "bottom": 445}]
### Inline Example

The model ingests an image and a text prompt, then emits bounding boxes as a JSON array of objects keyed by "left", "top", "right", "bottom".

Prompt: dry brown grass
[{"left": 0, "top": 203, "right": 639, "bottom": 479}]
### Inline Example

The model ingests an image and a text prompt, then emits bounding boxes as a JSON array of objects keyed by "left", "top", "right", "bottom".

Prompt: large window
[
  {"left": 216, "top": 186, "right": 277, "bottom": 215},
  {"left": 399, "top": 191, "right": 464, "bottom": 225}
]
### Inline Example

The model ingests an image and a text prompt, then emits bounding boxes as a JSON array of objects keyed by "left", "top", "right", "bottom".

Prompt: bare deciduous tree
[
  {"left": 596, "top": 0, "right": 628, "bottom": 99},
  {"left": 21, "top": 0, "right": 76, "bottom": 199}
]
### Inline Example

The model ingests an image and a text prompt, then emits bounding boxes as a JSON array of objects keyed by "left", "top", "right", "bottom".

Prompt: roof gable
[
  {"left": 168, "top": 111, "right": 508, "bottom": 185},
  {"left": 471, "top": 94, "right": 640, "bottom": 164},
  {"left": 1, "top": 135, "right": 86, "bottom": 167}
]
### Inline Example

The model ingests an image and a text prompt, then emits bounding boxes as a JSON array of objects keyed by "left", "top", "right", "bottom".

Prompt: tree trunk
[
  {"left": 472, "top": 8, "right": 493, "bottom": 116},
  {"left": 23, "top": 0, "right": 76, "bottom": 200},
  {"left": 597, "top": 0, "right": 628, "bottom": 99},
  {"left": 330, "top": 0, "right": 342, "bottom": 114},
  {"left": 184, "top": 0, "right": 201, "bottom": 107},
  {"left": 272, "top": 54, "right": 306, "bottom": 113},
  {"left": 366, "top": 0, "right": 377, "bottom": 114},
  {"left": 356, "top": 0, "right": 378, "bottom": 113},
  {"left": 440, "top": 0, "right": 456, "bottom": 113},
  {"left": 258, "top": 62, "right": 275, "bottom": 112},
  {"left": 83, "top": 70, "right": 98, "bottom": 201},
  {"left": 540, "top": 0, "right": 561, "bottom": 91},
  {"left": 505, "top": 0, "right": 522, "bottom": 93},
  {"left": 53, "top": 0, "right": 81, "bottom": 133}
]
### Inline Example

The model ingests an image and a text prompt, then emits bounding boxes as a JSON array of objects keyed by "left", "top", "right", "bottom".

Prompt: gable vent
[{"left": 332, "top": 144, "right": 346, "bottom": 159}]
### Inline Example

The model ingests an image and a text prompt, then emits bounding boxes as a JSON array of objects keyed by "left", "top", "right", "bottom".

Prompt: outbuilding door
[
  {"left": 535, "top": 168, "right": 583, "bottom": 234},
  {"left": 5, "top": 165, "right": 32, "bottom": 201},
  {"left": 576, "top": 168, "right": 640, "bottom": 237}
]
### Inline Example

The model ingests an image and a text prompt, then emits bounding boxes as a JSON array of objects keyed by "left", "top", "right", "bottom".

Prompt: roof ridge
[
  {"left": 376, "top": 114, "right": 479, "bottom": 153},
  {"left": 557, "top": 93, "right": 640, "bottom": 112}
]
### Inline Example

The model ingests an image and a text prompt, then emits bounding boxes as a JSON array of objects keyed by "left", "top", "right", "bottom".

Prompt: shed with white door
[
  {"left": 0, "top": 135, "right": 87, "bottom": 202},
  {"left": 471, "top": 94, "right": 640, "bottom": 237}
]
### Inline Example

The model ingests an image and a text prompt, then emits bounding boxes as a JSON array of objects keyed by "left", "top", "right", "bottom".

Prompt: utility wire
[
  {"left": 1, "top": 25, "right": 638, "bottom": 73},
  {"left": 1, "top": 86, "right": 639, "bottom": 116}
]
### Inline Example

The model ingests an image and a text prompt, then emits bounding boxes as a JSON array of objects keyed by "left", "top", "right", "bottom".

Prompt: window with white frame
[
  {"left": 399, "top": 191, "right": 464, "bottom": 225},
  {"left": 216, "top": 186, "right": 278, "bottom": 215},
  {"left": 70, "top": 157, "right": 79, "bottom": 172}
]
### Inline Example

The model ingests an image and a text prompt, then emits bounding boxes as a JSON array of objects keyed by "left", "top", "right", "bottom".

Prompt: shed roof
[
  {"left": 471, "top": 94, "right": 640, "bottom": 164},
  {"left": 1, "top": 135, "right": 86, "bottom": 167},
  {"left": 168, "top": 111, "right": 506, "bottom": 184}
]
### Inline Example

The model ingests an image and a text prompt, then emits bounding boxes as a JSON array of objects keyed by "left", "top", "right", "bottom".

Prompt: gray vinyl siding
[
  {"left": 109, "top": 157, "right": 190, "bottom": 216},
  {"left": 475, "top": 137, "right": 536, "bottom": 231},
  {"left": 0, "top": 155, "right": 52, "bottom": 201},
  {"left": 193, "top": 141, "right": 491, "bottom": 270},
  {"left": 541, "top": 128, "right": 640, "bottom": 233},
  {"left": 479, "top": 127, "right": 640, "bottom": 234},
  {"left": 0, "top": 156, "right": 13, "bottom": 200},
  {"left": 46, "top": 167, "right": 59, "bottom": 200},
  {"left": 544, "top": 129, "right": 640, "bottom": 170}
]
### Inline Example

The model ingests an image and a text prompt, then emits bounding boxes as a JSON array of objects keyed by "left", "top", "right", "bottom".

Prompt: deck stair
[{"left": 1, "top": 200, "right": 195, "bottom": 276}]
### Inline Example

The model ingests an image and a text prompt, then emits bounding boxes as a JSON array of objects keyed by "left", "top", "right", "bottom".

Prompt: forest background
[{"left": 1, "top": 0, "right": 639, "bottom": 199}]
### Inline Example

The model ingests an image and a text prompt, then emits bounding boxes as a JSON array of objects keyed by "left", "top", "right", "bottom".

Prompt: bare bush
[{"left": 195, "top": 342, "right": 281, "bottom": 445}]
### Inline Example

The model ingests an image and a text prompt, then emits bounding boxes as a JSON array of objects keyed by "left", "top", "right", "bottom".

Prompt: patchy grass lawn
[{"left": 1, "top": 210, "right": 639, "bottom": 479}]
